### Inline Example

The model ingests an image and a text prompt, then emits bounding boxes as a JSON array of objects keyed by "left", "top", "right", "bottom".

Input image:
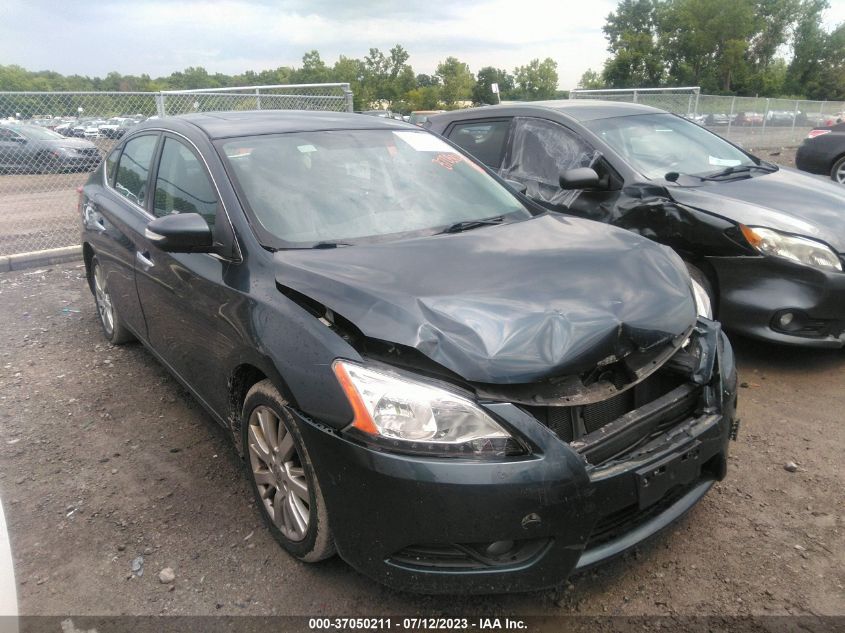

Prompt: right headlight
[
  {"left": 333, "top": 360, "right": 523, "bottom": 458},
  {"left": 740, "top": 225, "right": 842, "bottom": 272}
]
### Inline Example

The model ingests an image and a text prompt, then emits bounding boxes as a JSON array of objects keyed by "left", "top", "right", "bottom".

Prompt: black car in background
[
  {"left": 0, "top": 123, "right": 101, "bottom": 173},
  {"left": 428, "top": 102, "right": 845, "bottom": 348},
  {"left": 796, "top": 123, "right": 845, "bottom": 185},
  {"left": 80, "top": 111, "right": 736, "bottom": 594}
]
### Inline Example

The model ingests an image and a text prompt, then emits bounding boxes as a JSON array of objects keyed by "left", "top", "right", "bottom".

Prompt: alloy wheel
[
  {"left": 93, "top": 264, "right": 114, "bottom": 336},
  {"left": 835, "top": 161, "right": 845, "bottom": 184},
  {"left": 247, "top": 405, "right": 311, "bottom": 542}
]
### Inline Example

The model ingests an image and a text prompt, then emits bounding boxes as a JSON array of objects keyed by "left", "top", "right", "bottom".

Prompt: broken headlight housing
[
  {"left": 741, "top": 225, "right": 842, "bottom": 272},
  {"left": 333, "top": 360, "right": 523, "bottom": 458},
  {"left": 691, "top": 279, "right": 713, "bottom": 319}
]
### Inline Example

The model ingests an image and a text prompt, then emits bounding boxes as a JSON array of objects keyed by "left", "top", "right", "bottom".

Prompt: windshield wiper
[
  {"left": 311, "top": 241, "right": 353, "bottom": 249},
  {"left": 439, "top": 216, "right": 505, "bottom": 234},
  {"left": 700, "top": 163, "right": 778, "bottom": 180}
]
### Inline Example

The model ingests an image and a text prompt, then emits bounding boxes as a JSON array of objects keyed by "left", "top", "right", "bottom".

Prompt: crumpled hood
[
  {"left": 275, "top": 214, "right": 696, "bottom": 384},
  {"left": 669, "top": 167, "right": 845, "bottom": 252}
]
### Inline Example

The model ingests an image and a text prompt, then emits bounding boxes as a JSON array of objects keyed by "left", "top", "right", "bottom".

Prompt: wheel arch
[{"left": 227, "top": 361, "right": 298, "bottom": 457}]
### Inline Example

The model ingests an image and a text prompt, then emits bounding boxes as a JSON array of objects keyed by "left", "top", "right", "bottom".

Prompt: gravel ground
[{"left": 0, "top": 262, "right": 842, "bottom": 620}]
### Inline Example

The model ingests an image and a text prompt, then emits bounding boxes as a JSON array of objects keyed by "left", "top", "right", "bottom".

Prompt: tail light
[{"left": 808, "top": 129, "right": 831, "bottom": 139}]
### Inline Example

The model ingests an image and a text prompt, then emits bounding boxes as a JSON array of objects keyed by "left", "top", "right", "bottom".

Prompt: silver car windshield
[
  {"left": 221, "top": 129, "right": 527, "bottom": 247},
  {"left": 585, "top": 113, "right": 757, "bottom": 179}
]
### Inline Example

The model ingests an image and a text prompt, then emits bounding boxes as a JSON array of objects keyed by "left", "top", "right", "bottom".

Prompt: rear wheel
[
  {"left": 831, "top": 156, "right": 845, "bottom": 184},
  {"left": 242, "top": 380, "right": 335, "bottom": 562},
  {"left": 91, "top": 256, "right": 134, "bottom": 344}
]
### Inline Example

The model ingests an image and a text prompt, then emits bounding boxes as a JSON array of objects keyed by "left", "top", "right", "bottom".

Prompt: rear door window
[
  {"left": 153, "top": 137, "right": 218, "bottom": 227},
  {"left": 114, "top": 134, "right": 158, "bottom": 208},
  {"left": 446, "top": 119, "right": 511, "bottom": 168}
]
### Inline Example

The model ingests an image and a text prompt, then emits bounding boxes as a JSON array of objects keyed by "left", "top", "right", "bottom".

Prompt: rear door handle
[{"left": 136, "top": 250, "right": 154, "bottom": 268}]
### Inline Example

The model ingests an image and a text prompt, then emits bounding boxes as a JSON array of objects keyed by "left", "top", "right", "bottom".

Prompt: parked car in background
[
  {"left": 71, "top": 119, "right": 106, "bottom": 138},
  {"left": 796, "top": 123, "right": 845, "bottom": 185},
  {"left": 98, "top": 117, "right": 137, "bottom": 139},
  {"left": 54, "top": 120, "right": 76, "bottom": 136},
  {"left": 80, "top": 110, "right": 736, "bottom": 594},
  {"left": 408, "top": 110, "right": 445, "bottom": 126},
  {"left": 0, "top": 123, "right": 101, "bottom": 173},
  {"left": 734, "top": 112, "right": 764, "bottom": 126},
  {"left": 359, "top": 109, "right": 393, "bottom": 118},
  {"left": 428, "top": 101, "right": 845, "bottom": 348}
]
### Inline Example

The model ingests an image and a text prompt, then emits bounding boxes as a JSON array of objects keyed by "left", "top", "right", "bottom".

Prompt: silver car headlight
[
  {"left": 691, "top": 278, "right": 713, "bottom": 319},
  {"left": 333, "top": 360, "right": 523, "bottom": 458},
  {"left": 741, "top": 225, "right": 842, "bottom": 272}
]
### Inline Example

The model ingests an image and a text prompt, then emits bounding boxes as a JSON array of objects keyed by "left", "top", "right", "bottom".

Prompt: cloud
[{"left": 0, "top": 0, "right": 617, "bottom": 88}]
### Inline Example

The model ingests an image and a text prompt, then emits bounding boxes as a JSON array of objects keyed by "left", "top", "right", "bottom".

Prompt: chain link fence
[
  {"left": 570, "top": 87, "right": 845, "bottom": 154},
  {"left": 0, "top": 84, "right": 353, "bottom": 259}
]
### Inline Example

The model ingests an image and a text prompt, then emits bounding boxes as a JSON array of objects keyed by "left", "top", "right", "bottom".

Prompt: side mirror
[
  {"left": 145, "top": 213, "right": 213, "bottom": 253},
  {"left": 504, "top": 179, "right": 528, "bottom": 195},
  {"left": 559, "top": 167, "right": 600, "bottom": 190}
]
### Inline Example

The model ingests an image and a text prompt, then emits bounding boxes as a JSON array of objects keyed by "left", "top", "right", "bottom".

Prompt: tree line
[
  {"left": 0, "top": 49, "right": 562, "bottom": 112},
  {"left": 579, "top": 0, "right": 845, "bottom": 100}
]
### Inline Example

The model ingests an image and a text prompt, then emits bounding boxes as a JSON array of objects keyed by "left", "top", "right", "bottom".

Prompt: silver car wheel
[
  {"left": 93, "top": 263, "right": 114, "bottom": 336},
  {"left": 247, "top": 405, "right": 311, "bottom": 542},
  {"left": 835, "top": 161, "right": 845, "bottom": 184}
]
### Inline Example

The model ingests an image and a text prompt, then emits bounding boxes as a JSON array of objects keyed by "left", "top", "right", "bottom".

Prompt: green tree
[
  {"left": 577, "top": 69, "right": 605, "bottom": 89},
  {"left": 472, "top": 67, "right": 514, "bottom": 104},
  {"left": 601, "top": 0, "right": 665, "bottom": 87},
  {"left": 513, "top": 58, "right": 559, "bottom": 100},
  {"left": 435, "top": 57, "right": 475, "bottom": 107},
  {"left": 294, "top": 50, "right": 329, "bottom": 84}
]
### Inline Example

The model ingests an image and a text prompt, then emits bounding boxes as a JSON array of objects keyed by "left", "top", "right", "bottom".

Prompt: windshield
[
  {"left": 221, "top": 129, "right": 528, "bottom": 247},
  {"left": 11, "top": 125, "right": 65, "bottom": 141},
  {"left": 585, "top": 113, "right": 757, "bottom": 179}
]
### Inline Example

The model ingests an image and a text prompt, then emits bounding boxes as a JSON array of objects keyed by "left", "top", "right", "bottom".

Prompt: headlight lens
[
  {"left": 691, "top": 279, "right": 713, "bottom": 319},
  {"left": 333, "top": 360, "right": 522, "bottom": 458},
  {"left": 741, "top": 225, "right": 842, "bottom": 272}
]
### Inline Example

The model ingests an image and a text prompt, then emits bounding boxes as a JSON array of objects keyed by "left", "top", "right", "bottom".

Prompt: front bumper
[
  {"left": 295, "top": 331, "right": 737, "bottom": 594},
  {"left": 708, "top": 255, "right": 845, "bottom": 347}
]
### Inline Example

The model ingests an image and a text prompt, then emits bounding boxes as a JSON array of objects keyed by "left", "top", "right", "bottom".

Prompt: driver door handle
[{"left": 136, "top": 250, "right": 154, "bottom": 268}]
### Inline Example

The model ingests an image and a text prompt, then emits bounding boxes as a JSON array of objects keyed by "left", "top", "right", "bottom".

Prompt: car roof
[
  {"left": 445, "top": 100, "right": 665, "bottom": 123},
  {"left": 151, "top": 110, "right": 413, "bottom": 139}
]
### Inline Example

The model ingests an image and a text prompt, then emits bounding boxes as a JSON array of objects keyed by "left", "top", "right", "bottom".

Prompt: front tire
[
  {"left": 242, "top": 380, "right": 335, "bottom": 563},
  {"left": 90, "top": 256, "right": 134, "bottom": 345},
  {"left": 831, "top": 155, "right": 845, "bottom": 185}
]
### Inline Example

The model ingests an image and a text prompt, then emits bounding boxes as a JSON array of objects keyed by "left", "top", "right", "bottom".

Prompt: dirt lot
[{"left": 0, "top": 262, "right": 842, "bottom": 621}]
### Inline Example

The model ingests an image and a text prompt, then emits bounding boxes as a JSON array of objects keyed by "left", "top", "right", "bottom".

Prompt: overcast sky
[{"left": 2, "top": 0, "right": 845, "bottom": 89}]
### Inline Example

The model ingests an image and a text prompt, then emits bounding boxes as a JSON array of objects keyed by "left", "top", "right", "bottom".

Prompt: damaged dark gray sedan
[
  {"left": 428, "top": 102, "right": 845, "bottom": 348},
  {"left": 80, "top": 111, "right": 737, "bottom": 594}
]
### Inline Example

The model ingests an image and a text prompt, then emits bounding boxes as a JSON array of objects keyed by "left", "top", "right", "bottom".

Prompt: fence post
[
  {"left": 761, "top": 98, "right": 770, "bottom": 139},
  {"left": 693, "top": 89, "right": 700, "bottom": 118},
  {"left": 727, "top": 96, "right": 736, "bottom": 139},
  {"left": 343, "top": 84, "right": 354, "bottom": 112},
  {"left": 155, "top": 93, "right": 166, "bottom": 117},
  {"left": 633, "top": 90, "right": 638, "bottom": 103},
  {"left": 255, "top": 88, "right": 262, "bottom": 110},
  {"left": 791, "top": 98, "right": 799, "bottom": 139}
]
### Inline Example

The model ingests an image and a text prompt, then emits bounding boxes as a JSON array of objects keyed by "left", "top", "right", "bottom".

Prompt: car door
[
  {"left": 133, "top": 133, "right": 241, "bottom": 417},
  {"left": 0, "top": 128, "right": 27, "bottom": 171},
  {"left": 87, "top": 133, "right": 161, "bottom": 339},
  {"left": 497, "top": 117, "right": 622, "bottom": 221}
]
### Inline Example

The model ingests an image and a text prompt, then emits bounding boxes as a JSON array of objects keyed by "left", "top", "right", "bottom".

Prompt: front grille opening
[
  {"left": 388, "top": 538, "right": 551, "bottom": 571},
  {"left": 523, "top": 364, "right": 691, "bottom": 448}
]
